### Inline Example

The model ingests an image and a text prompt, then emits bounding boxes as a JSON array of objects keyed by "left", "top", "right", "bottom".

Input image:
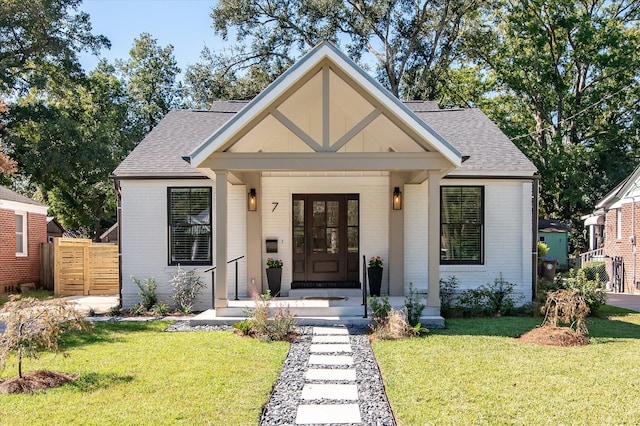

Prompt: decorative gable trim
[{"left": 190, "top": 42, "right": 461, "bottom": 168}]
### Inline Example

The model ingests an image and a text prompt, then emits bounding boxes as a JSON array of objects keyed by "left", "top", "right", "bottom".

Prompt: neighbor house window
[
  {"left": 440, "top": 186, "right": 484, "bottom": 264},
  {"left": 168, "top": 187, "right": 212, "bottom": 265},
  {"left": 15, "top": 212, "right": 27, "bottom": 256},
  {"left": 617, "top": 208, "right": 622, "bottom": 240}
]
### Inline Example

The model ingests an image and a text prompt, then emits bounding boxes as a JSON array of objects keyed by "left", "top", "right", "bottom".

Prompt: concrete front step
[{"left": 188, "top": 309, "right": 445, "bottom": 328}]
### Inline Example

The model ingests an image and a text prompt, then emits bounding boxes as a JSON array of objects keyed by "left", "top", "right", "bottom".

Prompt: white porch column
[
  {"left": 215, "top": 170, "right": 228, "bottom": 308},
  {"left": 427, "top": 172, "right": 443, "bottom": 308}
]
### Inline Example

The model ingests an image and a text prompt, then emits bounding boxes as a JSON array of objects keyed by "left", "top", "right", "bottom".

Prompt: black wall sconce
[
  {"left": 248, "top": 188, "right": 257, "bottom": 211},
  {"left": 392, "top": 186, "right": 402, "bottom": 210}
]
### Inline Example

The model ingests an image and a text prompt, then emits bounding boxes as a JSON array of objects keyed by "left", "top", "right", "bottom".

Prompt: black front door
[{"left": 292, "top": 194, "right": 359, "bottom": 285}]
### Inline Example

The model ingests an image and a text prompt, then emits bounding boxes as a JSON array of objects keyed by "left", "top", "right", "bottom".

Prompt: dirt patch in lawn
[
  {"left": 0, "top": 370, "right": 77, "bottom": 394},
  {"left": 519, "top": 326, "right": 590, "bottom": 347}
]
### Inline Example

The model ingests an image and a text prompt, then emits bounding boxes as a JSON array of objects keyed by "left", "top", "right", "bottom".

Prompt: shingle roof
[
  {"left": 413, "top": 108, "right": 536, "bottom": 174},
  {"left": 114, "top": 101, "right": 536, "bottom": 177},
  {"left": 114, "top": 103, "right": 246, "bottom": 177},
  {"left": 0, "top": 186, "right": 45, "bottom": 206}
]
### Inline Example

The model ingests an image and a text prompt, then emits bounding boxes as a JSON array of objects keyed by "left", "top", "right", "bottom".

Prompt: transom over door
[{"left": 292, "top": 194, "right": 359, "bottom": 284}]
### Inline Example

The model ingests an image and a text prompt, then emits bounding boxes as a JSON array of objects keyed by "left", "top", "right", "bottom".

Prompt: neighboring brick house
[
  {"left": 0, "top": 186, "right": 48, "bottom": 293},
  {"left": 588, "top": 164, "right": 640, "bottom": 294}
]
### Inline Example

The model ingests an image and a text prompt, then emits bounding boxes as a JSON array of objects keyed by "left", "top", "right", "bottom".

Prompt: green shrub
[
  {"left": 152, "top": 301, "right": 169, "bottom": 317},
  {"left": 538, "top": 242, "right": 549, "bottom": 258},
  {"left": 233, "top": 319, "right": 254, "bottom": 336},
  {"left": 131, "top": 275, "right": 157, "bottom": 310},
  {"left": 131, "top": 303, "right": 145, "bottom": 316},
  {"left": 457, "top": 273, "right": 521, "bottom": 317},
  {"left": 562, "top": 269, "right": 607, "bottom": 315},
  {"left": 404, "top": 283, "right": 425, "bottom": 327},
  {"left": 368, "top": 295, "right": 391, "bottom": 329},
  {"left": 108, "top": 305, "right": 122, "bottom": 317},
  {"left": 170, "top": 265, "right": 206, "bottom": 314},
  {"left": 439, "top": 276, "right": 459, "bottom": 317}
]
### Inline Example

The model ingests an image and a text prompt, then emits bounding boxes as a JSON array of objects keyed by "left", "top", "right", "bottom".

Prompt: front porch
[{"left": 187, "top": 43, "right": 462, "bottom": 313}]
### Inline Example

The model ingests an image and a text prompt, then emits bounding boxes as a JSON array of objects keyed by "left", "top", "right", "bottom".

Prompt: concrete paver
[
  {"left": 312, "top": 335, "right": 350, "bottom": 343},
  {"left": 308, "top": 354, "right": 354, "bottom": 366},
  {"left": 301, "top": 383, "right": 359, "bottom": 401},
  {"left": 305, "top": 368, "right": 357, "bottom": 381},
  {"left": 295, "top": 404, "right": 362, "bottom": 424},
  {"left": 313, "top": 327, "right": 349, "bottom": 335},
  {"left": 310, "top": 343, "right": 352, "bottom": 353}
]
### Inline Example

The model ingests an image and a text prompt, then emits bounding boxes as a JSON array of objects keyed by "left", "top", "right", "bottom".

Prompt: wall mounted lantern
[
  {"left": 392, "top": 187, "right": 402, "bottom": 210},
  {"left": 248, "top": 188, "right": 257, "bottom": 211}
]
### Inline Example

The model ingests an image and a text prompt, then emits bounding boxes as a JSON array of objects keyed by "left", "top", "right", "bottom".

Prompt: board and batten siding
[
  {"left": 261, "top": 173, "right": 389, "bottom": 295},
  {"left": 436, "top": 179, "right": 533, "bottom": 302},
  {"left": 120, "top": 179, "right": 246, "bottom": 310}
]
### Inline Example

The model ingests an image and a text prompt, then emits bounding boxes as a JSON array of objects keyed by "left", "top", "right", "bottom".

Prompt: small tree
[{"left": 0, "top": 296, "right": 91, "bottom": 378}]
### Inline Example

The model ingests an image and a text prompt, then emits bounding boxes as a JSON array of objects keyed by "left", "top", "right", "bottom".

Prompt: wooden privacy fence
[{"left": 52, "top": 238, "right": 119, "bottom": 296}]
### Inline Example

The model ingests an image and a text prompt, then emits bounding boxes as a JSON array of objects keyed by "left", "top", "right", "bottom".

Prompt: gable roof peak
[{"left": 189, "top": 41, "right": 461, "bottom": 167}]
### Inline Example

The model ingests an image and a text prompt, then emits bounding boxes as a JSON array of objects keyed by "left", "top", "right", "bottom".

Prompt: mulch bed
[
  {"left": 0, "top": 370, "right": 77, "bottom": 394},
  {"left": 519, "top": 325, "right": 590, "bottom": 347}
]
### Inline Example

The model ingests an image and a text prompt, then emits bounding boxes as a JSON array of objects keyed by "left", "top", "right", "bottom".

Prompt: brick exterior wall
[
  {"left": 0, "top": 209, "right": 47, "bottom": 292},
  {"left": 604, "top": 203, "right": 640, "bottom": 294}
]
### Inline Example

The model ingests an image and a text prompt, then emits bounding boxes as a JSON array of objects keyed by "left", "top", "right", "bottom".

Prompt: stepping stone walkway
[{"left": 260, "top": 326, "right": 396, "bottom": 426}]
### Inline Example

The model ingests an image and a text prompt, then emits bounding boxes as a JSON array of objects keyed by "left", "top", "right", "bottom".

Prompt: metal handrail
[
  {"left": 362, "top": 255, "right": 368, "bottom": 318},
  {"left": 204, "top": 255, "right": 246, "bottom": 304}
]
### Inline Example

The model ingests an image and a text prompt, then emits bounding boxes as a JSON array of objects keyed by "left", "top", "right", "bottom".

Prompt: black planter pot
[
  {"left": 368, "top": 267, "right": 383, "bottom": 296},
  {"left": 266, "top": 268, "right": 282, "bottom": 297}
]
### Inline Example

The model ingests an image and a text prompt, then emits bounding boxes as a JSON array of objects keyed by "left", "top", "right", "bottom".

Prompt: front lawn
[
  {"left": 373, "top": 309, "right": 640, "bottom": 425},
  {"left": 0, "top": 321, "right": 289, "bottom": 425}
]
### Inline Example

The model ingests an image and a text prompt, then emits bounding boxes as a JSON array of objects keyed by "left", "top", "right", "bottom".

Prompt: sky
[{"left": 79, "top": 0, "right": 225, "bottom": 73}]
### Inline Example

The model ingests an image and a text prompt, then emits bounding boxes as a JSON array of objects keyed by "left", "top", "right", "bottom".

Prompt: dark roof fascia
[
  {"left": 443, "top": 174, "right": 540, "bottom": 180},
  {"left": 112, "top": 175, "right": 209, "bottom": 180}
]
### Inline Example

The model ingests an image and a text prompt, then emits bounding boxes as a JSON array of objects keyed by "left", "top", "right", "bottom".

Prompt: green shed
[{"left": 538, "top": 219, "right": 570, "bottom": 271}]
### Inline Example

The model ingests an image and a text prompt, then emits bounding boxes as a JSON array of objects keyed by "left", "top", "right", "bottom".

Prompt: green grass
[
  {"left": 0, "top": 290, "right": 54, "bottom": 306},
  {"left": 0, "top": 321, "right": 289, "bottom": 425},
  {"left": 373, "top": 311, "right": 640, "bottom": 425}
]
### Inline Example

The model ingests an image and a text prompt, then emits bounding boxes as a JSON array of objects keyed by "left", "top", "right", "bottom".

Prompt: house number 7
[{"left": 272, "top": 202, "right": 279, "bottom": 212}]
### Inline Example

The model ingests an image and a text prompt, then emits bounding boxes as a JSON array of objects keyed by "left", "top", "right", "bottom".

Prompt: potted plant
[
  {"left": 367, "top": 256, "right": 383, "bottom": 296},
  {"left": 266, "top": 257, "right": 283, "bottom": 297}
]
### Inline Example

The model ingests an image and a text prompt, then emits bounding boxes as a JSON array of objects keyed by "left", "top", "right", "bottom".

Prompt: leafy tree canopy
[
  {"left": 0, "top": 0, "right": 109, "bottom": 94},
  {"left": 189, "top": 0, "right": 485, "bottom": 102}
]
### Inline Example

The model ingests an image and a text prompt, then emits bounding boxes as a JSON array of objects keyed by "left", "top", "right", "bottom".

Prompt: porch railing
[
  {"left": 362, "top": 255, "right": 368, "bottom": 318},
  {"left": 579, "top": 248, "right": 604, "bottom": 268},
  {"left": 204, "top": 255, "right": 245, "bottom": 306}
]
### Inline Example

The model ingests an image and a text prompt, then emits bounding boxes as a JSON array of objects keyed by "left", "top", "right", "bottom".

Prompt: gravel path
[{"left": 260, "top": 325, "right": 396, "bottom": 426}]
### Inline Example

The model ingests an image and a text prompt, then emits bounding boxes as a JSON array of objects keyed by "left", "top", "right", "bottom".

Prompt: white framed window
[
  {"left": 15, "top": 211, "right": 27, "bottom": 256},
  {"left": 617, "top": 208, "right": 622, "bottom": 240}
]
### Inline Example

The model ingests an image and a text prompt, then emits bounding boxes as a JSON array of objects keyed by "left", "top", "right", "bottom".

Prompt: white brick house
[{"left": 114, "top": 42, "right": 537, "bottom": 313}]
